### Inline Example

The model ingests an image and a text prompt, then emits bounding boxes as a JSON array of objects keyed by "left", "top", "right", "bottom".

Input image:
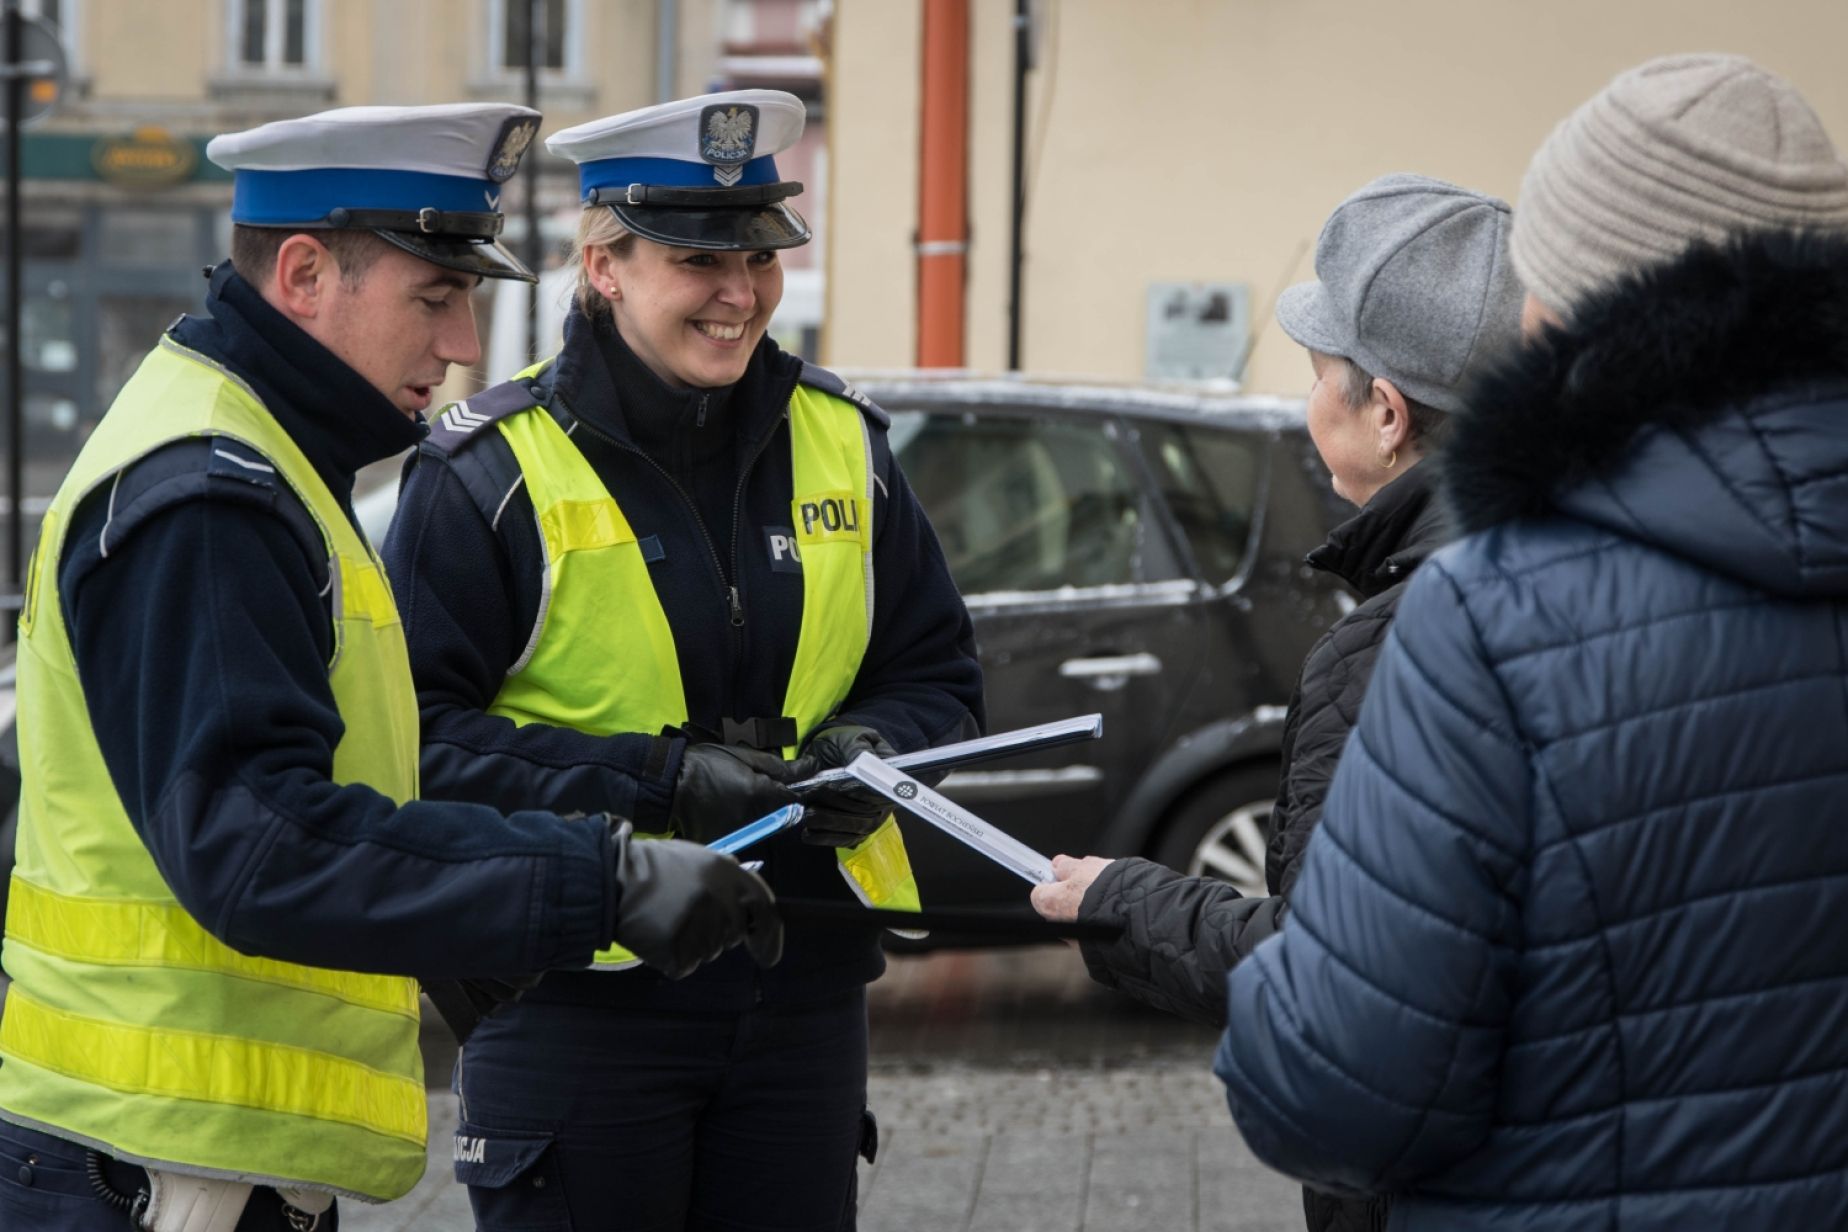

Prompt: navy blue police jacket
[
  {"left": 1215, "top": 231, "right": 1848, "bottom": 1227},
  {"left": 382, "top": 307, "right": 984, "bottom": 1010},
  {"left": 53, "top": 263, "right": 616, "bottom": 978}
]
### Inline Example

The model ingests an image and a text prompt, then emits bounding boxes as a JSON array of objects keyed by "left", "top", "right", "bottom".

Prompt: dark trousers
[
  {"left": 0, "top": 1118, "right": 340, "bottom": 1230},
  {"left": 457, "top": 988, "right": 870, "bottom": 1232}
]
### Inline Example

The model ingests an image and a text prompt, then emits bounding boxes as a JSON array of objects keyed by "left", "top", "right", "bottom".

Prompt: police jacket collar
[
  {"left": 547, "top": 306, "right": 800, "bottom": 459},
  {"left": 171, "top": 262, "right": 425, "bottom": 503},
  {"left": 1304, "top": 461, "right": 1447, "bottom": 598}
]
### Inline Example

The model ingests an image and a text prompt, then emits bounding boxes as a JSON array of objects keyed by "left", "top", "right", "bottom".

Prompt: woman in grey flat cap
[
  {"left": 1032, "top": 172, "right": 1525, "bottom": 1232},
  {"left": 1217, "top": 54, "right": 1848, "bottom": 1229},
  {"left": 384, "top": 90, "right": 983, "bottom": 1231}
]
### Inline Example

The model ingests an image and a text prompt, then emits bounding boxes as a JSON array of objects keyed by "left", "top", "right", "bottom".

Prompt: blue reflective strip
[
  {"left": 578, "top": 155, "right": 780, "bottom": 198},
  {"left": 708, "top": 804, "right": 805, "bottom": 855},
  {"left": 232, "top": 168, "right": 501, "bottom": 224}
]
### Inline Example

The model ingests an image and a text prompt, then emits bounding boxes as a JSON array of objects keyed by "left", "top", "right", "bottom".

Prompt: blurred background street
[
  {"left": 346, "top": 947, "right": 1301, "bottom": 1232},
  {"left": 3, "top": 4, "right": 1847, "bottom": 1230}
]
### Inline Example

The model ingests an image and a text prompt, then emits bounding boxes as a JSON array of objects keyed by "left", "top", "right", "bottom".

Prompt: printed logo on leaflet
[
  {"left": 894, "top": 781, "right": 918, "bottom": 800},
  {"left": 455, "top": 1136, "right": 487, "bottom": 1164}
]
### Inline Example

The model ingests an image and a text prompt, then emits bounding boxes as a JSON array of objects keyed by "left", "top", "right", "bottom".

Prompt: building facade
[
  {"left": 824, "top": 0, "right": 1848, "bottom": 398},
  {"left": 5, "top": 0, "right": 830, "bottom": 539}
]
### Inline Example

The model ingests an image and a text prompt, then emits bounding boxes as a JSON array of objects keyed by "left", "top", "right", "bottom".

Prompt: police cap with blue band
[
  {"left": 547, "top": 89, "right": 811, "bottom": 251},
  {"left": 206, "top": 103, "right": 543, "bottom": 284}
]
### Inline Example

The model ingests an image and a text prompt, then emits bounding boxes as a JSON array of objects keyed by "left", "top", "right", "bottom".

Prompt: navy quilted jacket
[{"left": 1215, "top": 231, "right": 1848, "bottom": 1229}]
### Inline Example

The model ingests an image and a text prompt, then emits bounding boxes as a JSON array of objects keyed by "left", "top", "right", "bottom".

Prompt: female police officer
[{"left": 382, "top": 90, "right": 983, "bottom": 1230}]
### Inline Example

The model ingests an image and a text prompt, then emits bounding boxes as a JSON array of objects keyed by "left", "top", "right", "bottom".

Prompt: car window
[
  {"left": 1136, "top": 422, "right": 1262, "bottom": 583},
  {"left": 891, "top": 410, "right": 1176, "bottom": 594}
]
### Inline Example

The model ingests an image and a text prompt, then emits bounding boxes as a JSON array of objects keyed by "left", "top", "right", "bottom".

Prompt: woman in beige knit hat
[
  {"left": 1212, "top": 54, "right": 1848, "bottom": 1230},
  {"left": 1511, "top": 52, "right": 1848, "bottom": 328}
]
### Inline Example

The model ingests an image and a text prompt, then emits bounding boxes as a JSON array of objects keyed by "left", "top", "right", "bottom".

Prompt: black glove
[
  {"left": 669, "top": 742, "right": 799, "bottom": 843},
  {"left": 786, "top": 724, "right": 897, "bottom": 847},
  {"left": 421, "top": 974, "right": 545, "bottom": 1046},
  {"left": 607, "top": 820, "right": 783, "bottom": 977}
]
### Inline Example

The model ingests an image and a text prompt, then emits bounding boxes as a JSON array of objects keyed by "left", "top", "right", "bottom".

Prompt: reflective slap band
[{"left": 232, "top": 167, "right": 500, "bottom": 225}]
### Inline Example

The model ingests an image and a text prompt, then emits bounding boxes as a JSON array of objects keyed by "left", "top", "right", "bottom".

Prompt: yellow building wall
[
  {"left": 825, "top": 0, "right": 923, "bottom": 365},
  {"left": 827, "top": 0, "right": 1848, "bottom": 397},
  {"left": 79, "top": 0, "right": 215, "bottom": 101},
  {"left": 70, "top": 0, "right": 687, "bottom": 129}
]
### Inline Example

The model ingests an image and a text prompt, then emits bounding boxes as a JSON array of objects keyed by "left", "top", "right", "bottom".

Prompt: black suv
[
  {"left": 0, "top": 376, "right": 1351, "bottom": 929},
  {"left": 860, "top": 374, "right": 1349, "bottom": 910}
]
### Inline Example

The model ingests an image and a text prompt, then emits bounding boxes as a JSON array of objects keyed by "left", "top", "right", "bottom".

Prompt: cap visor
[
  {"left": 373, "top": 231, "right": 538, "bottom": 283},
  {"left": 608, "top": 202, "right": 810, "bottom": 251},
  {"left": 1273, "top": 281, "right": 1352, "bottom": 358}
]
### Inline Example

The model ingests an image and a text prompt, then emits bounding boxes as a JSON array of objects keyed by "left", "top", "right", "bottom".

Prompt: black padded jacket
[{"left": 1073, "top": 461, "right": 1448, "bottom": 1232}]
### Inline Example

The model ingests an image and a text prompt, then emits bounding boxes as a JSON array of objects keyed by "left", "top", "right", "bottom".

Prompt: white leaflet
[
  {"left": 844, "top": 753, "right": 1056, "bottom": 885},
  {"left": 790, "top": 714, "right": 1104, "bottom": 793}
]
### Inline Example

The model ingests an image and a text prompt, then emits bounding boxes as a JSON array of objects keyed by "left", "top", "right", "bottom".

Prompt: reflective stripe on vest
[
  {"left": 487, "top": 373, "right": 921, "bottom": 967},
  {"left": 0, "top": 337, "right": 427, "bottom": 1202}
]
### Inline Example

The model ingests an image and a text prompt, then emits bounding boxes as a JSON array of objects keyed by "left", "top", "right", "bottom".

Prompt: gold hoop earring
[{"left": 1381, "top": 450, "right": 1397, "bottom": 470}]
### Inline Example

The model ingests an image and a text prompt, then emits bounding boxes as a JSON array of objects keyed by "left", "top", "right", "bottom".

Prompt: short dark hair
[
  {"left": 1335, "top": 356, "right": 1450, "bottom": 447},
  {"left": 230, "top": 226, "right": 389, "bottom": 288}
]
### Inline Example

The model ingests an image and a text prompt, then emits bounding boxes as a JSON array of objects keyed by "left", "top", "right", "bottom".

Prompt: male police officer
[{"left": 0, "top": 104, "right": 779, "bottom": 1231}]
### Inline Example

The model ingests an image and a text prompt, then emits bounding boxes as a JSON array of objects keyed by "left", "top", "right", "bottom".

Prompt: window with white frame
[
  {"left": 486, "top": 0, "right": 583, "bottom": 79},
  {"left": 229, "top": 0, "right": 320, "bottom": 73}
]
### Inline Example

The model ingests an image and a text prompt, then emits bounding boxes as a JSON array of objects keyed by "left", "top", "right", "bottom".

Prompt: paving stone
[
  {"left": 1196, "top": 1128, "right": 1305, "bottom": 1232},
  {"left": 1084, "top": 1130, "right": 1197, "bottom": 1232},
  {"left": 857, "top": 1130, "right": 987, "bottom": 1232},
  {"left": 966, "top": 1131, "right": 1088, "bottom": 1232}
]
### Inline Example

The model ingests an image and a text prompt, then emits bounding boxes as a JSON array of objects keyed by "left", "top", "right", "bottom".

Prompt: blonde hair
[{"left": 570, "top": 207, "right": 637, "bottom": 321}]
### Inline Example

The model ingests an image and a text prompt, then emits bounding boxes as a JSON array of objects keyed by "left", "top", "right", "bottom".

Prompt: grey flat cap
[{"left": 1276, "top": 173, "right": 1524, "bottom": 414}]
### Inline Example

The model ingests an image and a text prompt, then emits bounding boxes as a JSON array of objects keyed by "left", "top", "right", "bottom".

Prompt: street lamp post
[
  {"left": 524, "top": 0, "right": 541, "bottom": 364},
  {"left": 4, "top": 0, "right": 22, "bottom": 615}
]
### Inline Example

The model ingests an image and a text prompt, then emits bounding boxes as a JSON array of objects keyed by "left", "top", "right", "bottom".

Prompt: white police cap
[
  {"left": 207, "top": 103, "right": 542, "bottom": 283},
  {"left": 546, "top": 90, "right": 811, "bottom": 251}
]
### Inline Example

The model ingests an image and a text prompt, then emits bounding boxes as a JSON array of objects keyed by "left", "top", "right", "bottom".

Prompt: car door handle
[{"left": 1058, "top": 653, "right": 1163, "bottom": 680}]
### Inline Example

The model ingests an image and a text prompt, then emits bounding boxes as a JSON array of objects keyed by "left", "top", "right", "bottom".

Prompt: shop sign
[{"left": 92, "top": 127, "right": 198, "bottom": 187}]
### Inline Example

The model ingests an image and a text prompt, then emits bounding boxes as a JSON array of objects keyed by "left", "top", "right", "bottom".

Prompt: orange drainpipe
[{"left": 916, "top": 0, "right": 969, "bottom": 367}]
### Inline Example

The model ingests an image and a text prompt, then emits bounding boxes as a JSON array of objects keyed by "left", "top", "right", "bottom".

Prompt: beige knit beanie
[{"left": 1510, "top": 54, "right": 1848, "bottom": 318}]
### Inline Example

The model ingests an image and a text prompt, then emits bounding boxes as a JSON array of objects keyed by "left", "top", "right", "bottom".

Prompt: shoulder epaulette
[
  {"left": 798, "top": 361, "right": 891, "bottom": 428},
  {"left": 202, "top": 436, "right": 283, "bottom": 490},
  {"left": 86, "top": 436, "right": 319, "bottom": 582},
  {"left": 425, "top": 376, "right": 547, "bottom": 455}
]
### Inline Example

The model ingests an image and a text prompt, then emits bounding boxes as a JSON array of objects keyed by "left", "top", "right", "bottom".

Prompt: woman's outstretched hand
[{"left": 1029, "top": 854, "right": 1115, "bottom": 923}]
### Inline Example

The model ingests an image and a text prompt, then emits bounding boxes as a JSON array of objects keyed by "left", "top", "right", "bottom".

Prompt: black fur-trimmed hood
[{"left": 1442, "top": 230, "right": 1848, "bottom": 596}]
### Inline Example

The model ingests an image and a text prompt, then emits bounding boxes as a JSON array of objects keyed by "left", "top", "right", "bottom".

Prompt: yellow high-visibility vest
[
  {"left": 484, "top": 366, "right": 921, "bottom": 966},
  {"left": 0, "top": 336, "right": 427, "bottom": 1201}
]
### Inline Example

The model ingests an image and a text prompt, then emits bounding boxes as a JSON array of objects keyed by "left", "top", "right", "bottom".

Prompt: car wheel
[{"left": 1151, "top": 766, "right": 1278, "bottom": 899}]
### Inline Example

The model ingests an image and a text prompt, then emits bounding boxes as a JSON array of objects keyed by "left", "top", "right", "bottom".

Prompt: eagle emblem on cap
[
  {"left": 700, "top": 103, "right": 759, "bottom": 186},
  {"left": 487, "top": 116, "right": 540, "bottom": 184}
]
